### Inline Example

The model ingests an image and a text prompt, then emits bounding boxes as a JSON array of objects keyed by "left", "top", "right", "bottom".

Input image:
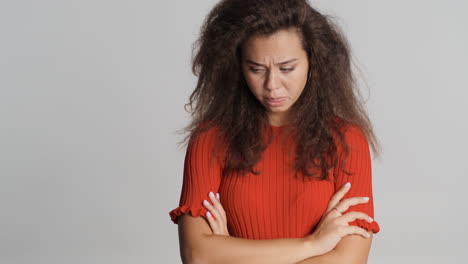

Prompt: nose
[{"left": 265, "top": 69, "right": 280, "bottom": 91}]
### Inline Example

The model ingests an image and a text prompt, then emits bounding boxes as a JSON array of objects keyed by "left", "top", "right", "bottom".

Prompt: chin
[
  {"left": 265, "top": 105, "right": 290, "bottom": 113},
  {"left": 259, "top": 98, "right": 291, "bottom": 113}
]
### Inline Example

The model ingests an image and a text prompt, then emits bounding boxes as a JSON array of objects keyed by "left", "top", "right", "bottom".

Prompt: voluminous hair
[{"left": 179, "top": 0, "right": 381, "bottom": 181}]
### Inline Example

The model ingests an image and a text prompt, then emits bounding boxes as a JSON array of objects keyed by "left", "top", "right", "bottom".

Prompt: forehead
[{"left": 241, "top": 28, "right": 305, "bottom": 59}]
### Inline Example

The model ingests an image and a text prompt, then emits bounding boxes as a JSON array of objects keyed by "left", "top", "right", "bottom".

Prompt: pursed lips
[{"left": 265, "top": 97, "right": 286, "bottom": 101}]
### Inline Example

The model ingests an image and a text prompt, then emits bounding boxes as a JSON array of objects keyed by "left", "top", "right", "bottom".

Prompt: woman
[{"left": 169, "top": 0, "right": 381, "bottom": 263}]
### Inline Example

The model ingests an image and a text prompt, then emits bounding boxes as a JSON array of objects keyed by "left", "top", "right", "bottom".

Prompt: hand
[
  {"left": 305, "top": 182, "right": 374, "bottom": 256},
  {"left": 202, "top": 191, "right": 230, "bottom": 236}
]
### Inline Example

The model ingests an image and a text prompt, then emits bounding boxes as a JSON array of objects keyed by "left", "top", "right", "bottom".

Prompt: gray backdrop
[{"left": 1, "top": 0, "right": 467, "bottom": 263}]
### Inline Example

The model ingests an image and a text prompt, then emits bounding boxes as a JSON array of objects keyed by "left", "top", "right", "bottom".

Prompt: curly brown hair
[{"left": 178, "top": 0, "right": 381, "bottom": 181}]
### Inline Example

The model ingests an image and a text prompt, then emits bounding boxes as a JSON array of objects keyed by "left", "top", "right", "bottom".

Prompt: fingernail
[
  {"left": 203, "top": 200, "right": 210, "bottom": 206},
  {"left": 365, "top": 232, "right": 370, "bottom": 237},
  {"left": 206, "top": 211, "right": 211, "bottom": 217},
  {"left": 368, "top": 217, "right": 374, "bottom": 222},
  {"left": 216, "top": 193, "right": 220, "bottom": 199},
  {"left": 344, "top": 182, "right": 351, "bottom": 188},
  {"left": 363, "top": 197, "right": 369, "bottom": 201},
  {"left": 209, "top": 192, "right": 215, "bottom": 198}
]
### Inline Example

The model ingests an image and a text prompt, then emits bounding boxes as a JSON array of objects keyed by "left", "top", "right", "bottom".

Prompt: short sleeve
[
  {"left": 169, "top": 127, "right": 223, "bottom": 224},
  {"left": 333, "top": 125, "right": 381, "bottom": 234}
]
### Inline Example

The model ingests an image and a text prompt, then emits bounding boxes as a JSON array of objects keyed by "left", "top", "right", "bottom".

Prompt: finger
[
  {"left": 345, "top": 225, "right": 372, "bottom": 239},
  {"left": 203, "top": 199, "right": 223, "bottom": 222},
  {"left": 204, "top": 200, "right": 228, "bottom": 236},
  {"left": 340, "top": 211, "right": 374, "bottom": 224},
  {"left": 209, "top": 192, "right": 227, "bottom": 223},
  {"left": 335, "top": 197, "right": 369, "bottom": 213},
  {"left": 208, "top": 195, "right": 229, "bottom": 232},
  {"left": 326, "top": 182, "right": 351, "bottom": 212},
  {"left": 329, "top": 206, "right": 343, "bottom": 218},
  {"left": 336, "top": 197, "right": 369, "bottom": 212},
  {"left": 322, "top": 206, "right": 343, "bottom": 224},
  {"left": 224, "top": 226, "right": 230, "bottom": 236},
  {"left": 205, "top": 211, "right": 221, "bottom": 234}
]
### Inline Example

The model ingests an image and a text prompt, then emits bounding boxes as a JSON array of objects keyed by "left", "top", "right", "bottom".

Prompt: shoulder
[
  {"left": 342, "top": 124, "right": 367, "bottom": 144},
  {"left": 187, "top": 124, "right": 226, "bottom": 165},
  {"left": 331, "top": 119, "right": 369, "bottom": 154},
  {"left": 330, "top": 116, "right": 366, "bottom": 139},
  {"left": 330, "top": 121, "right": 372, "bottom": 176},
  {"left": 189, "top": 124, "right": 223, "bottom": 146}
]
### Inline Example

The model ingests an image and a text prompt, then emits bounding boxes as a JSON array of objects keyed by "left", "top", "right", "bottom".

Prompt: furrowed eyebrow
[{"left": 245, "top": 58, "right": 298, "bottom": 67}]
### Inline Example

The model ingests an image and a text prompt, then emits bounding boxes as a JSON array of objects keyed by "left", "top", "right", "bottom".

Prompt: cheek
[
  {"left": 291, "top": 68, "right": 308, "bottom": 83},
  {"left": 244, "top": 76, "right": 262, "bottom": 96},
  {"left": 288, "top": 72, "right": 308, "bottom": 98}
]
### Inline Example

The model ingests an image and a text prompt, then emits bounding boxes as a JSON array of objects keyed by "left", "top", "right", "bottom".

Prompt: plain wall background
[{"left": 1, "top": 0, "right": 467, "bottom": 263}]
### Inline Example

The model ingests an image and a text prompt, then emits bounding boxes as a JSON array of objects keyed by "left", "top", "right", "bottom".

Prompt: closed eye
[
  {"left": 249, "top": 68, "right": 263, "bottom": 73},
  {"left": 249, "top": 67, "right": 294, "bottom": 73}
]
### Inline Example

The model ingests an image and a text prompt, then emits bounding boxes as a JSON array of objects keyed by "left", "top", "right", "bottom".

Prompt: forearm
[
  {"left": 295, "top": 249, "right": 340, "bottom": 264},
  {"left": 296, "top": 248, "right": 366, "bottom": 264},
  {"left": 189, "top": 234, "right": 321, "bottom": 264}
]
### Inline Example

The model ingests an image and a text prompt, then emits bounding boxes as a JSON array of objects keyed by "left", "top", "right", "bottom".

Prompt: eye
[
  {"left": 249, "top": 67, "right": 263, "bottom": 73},
  {"left": 280, "top": 68, "right": 294, "bottom": 72}
]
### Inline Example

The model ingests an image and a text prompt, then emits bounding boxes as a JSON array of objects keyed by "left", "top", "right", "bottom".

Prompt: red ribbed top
[{"left": 169, "top": 123, "right": 380, "bottom": 239}]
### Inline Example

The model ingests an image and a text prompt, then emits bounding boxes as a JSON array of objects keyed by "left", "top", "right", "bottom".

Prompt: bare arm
[
  {"left": 296, "top": 233, "right": 373, "bottom": 264},
  {"left": 178, "top": 214, "right": 322, "bottom": 264},
  {"left": 176, "top": 182, "right": 375, "bottom": 264}
]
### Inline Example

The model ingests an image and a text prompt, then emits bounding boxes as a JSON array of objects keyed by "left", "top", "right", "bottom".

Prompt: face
[{"left": 241, "top": 28, "right": 309, "bottom": 126}]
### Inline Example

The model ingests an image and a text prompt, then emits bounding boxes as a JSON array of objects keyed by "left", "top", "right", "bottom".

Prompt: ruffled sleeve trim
[
  {"left": 169, "top": 205, "right": 208, "bottom": 224},
  {"left": 348, "top": 219, "right": 381, "bottom": 234}
]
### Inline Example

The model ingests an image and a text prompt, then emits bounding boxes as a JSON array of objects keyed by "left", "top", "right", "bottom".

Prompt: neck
[{"left": 268, "top": 111, "right": 289, "bottom": 127}]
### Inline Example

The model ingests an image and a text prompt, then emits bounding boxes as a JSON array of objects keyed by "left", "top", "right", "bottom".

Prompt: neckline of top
[{"left": 268, "top": 123, "right": 287, "bottom": 130}]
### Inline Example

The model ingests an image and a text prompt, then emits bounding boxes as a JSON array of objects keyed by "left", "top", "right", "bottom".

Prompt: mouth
[
  {"left": 265, "top": 97, "right": 286, "bottom": 107},
  {"left": 266, "top": 97, "right": 286, "bottom": 101}
]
